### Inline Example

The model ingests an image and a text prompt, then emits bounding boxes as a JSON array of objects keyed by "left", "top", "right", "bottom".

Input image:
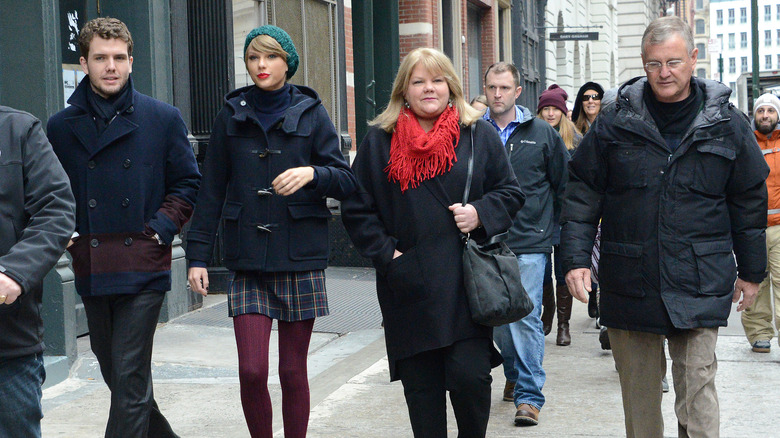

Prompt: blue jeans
[
  {"left": 493, "top": 252, "right": 546, "bottom": 410},
  {"left": 0, "top": 352, "right": 45, "bottom": 438}
]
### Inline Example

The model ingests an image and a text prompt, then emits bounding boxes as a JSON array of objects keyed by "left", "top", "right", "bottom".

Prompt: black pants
[
  {"left": 82, "top": 291, "right": 178, "bottom": 438},
  {"left": 395, "top": 337, "right": 494, "bottom": 438}
]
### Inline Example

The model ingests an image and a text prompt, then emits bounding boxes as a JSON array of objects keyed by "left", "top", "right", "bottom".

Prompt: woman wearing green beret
[{"left": 186, "top": 25, "right": 356, "bottom": 437}]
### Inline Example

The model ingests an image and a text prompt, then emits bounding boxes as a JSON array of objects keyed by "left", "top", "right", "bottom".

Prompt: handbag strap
[
  {"left": 462, "top": 124, "right": 474, "bottom": 206},
  {"left": 460, "top": 124, "right": 509, "bottom": 247}
]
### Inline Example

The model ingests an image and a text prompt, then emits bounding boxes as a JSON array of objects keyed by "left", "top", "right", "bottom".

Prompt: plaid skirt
[{"left": 227, "top": 270, "right": 329, "bottom": 321}]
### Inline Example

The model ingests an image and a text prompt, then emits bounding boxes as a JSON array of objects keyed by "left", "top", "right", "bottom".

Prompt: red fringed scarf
[{"left": 385, "top": 105, "right": 461, "bottom": 192}]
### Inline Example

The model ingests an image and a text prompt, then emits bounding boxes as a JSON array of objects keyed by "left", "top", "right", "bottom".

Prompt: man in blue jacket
[
  {"left": 561, "top": 17, "right": 767, "bottom": 437},
  {"left": 0, "top": 106, "right": 75, "bottom": 438},
  {"left": 47, "top": 17, "right": 200, "bottom": 438},
  {"left": 483, "top": 62, "right": 569, "bottom": 426}
]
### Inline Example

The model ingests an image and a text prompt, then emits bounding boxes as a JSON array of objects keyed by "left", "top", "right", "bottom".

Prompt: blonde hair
[
  {"left": 245, "top": 34, "right": 288, "bottom": 62},
  {"left": 538, "top": 109, "right": 580, "bottom": 151},
  {"left": 370, "top": 47, "right": 483, "bottom": 132}
]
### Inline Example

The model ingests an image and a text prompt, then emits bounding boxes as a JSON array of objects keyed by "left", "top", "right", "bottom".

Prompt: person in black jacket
[
  {"left": 186, "top": 26, "right": 356, "bottom": 438},
  {"left": 341, "top": 47, "right": 523, "bottom": 437},
  {"left": 0, "top": 106, "right": 75, "bottom": 438},
  {"left": 482, "top": 62, "right": 570, "bottom": 426},
  {"left": 561, "top": 16, "right": 768, "bottom": 437}
]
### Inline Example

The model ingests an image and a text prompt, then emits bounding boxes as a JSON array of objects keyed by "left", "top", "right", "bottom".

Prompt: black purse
[{"left": 461, "top": 126, "right": 534, "bottom": 326}]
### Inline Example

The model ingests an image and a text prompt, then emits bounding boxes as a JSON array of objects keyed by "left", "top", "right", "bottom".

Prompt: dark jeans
[
  {"left": 396, "top": 337, "right": 494, "bottom": 438},
  {"left": 0, "top": 352, "right": 45, "bottom": 438},
  {"left": 82, "top": 291, "right": 178, "bottom": 438}
]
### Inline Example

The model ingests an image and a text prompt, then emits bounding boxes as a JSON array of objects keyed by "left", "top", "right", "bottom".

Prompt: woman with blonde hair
[
  {"left": 186, "top": 25, "right": 356, "bottom": 437},
  {"left": 536, "top": 84, "right": 581, "bottom": 346},
  {"left": 342, "top": 47, "right": 524, "bottom": 437}
]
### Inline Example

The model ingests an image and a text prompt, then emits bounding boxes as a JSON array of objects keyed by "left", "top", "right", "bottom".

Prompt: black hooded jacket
[
  {"left": 560, "top": 77, "right": 768, "bottom": 335},
  {"left": 186, "top": 84, "right": 356, "bottom": 271}
]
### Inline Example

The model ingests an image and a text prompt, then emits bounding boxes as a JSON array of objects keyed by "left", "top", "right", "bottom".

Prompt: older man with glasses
[{"left": 560, "top": 16, "right": 768, "bottom": 438}]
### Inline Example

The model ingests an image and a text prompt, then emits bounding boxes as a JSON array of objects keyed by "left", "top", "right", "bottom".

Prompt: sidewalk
[{"left": 42, "top": 267, "right": 779, "bottom": 437}]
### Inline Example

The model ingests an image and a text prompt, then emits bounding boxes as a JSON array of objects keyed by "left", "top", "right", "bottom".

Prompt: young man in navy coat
[{"left": 47, "top": 17, "right": 200, "bottom": 437}]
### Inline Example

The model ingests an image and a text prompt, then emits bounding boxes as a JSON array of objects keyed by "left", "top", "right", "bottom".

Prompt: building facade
[
  {"left": 617, "top": 0, "right": 666, "bottom": 83},
  {"left": 543, "top": 0, "right": 620, "bottom": 101},
  {"left": 710, "top": 0, "right": 780, "bottom": 105}
]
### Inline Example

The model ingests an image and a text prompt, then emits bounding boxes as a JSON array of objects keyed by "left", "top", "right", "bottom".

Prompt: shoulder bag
[{"left": 461, "top": 125, "right": 534, "bottom": 326}]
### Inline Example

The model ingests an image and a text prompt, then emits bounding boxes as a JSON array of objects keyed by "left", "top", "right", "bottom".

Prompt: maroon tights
[{"left": 233, "top": 314, "right": 315, "bottom": 438}]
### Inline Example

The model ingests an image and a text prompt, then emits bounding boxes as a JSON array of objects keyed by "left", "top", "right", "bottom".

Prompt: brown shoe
[
  {"left": 515, "top": 403, "right": 540, "bottom": 426},
  {"left": 503, "top": 380, "right": 515, "bottom": 402}
]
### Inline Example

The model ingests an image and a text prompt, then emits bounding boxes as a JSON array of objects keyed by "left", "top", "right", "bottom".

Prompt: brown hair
[
  {"left": 78, "top": 17, "right": 133, "bottom": 58},
  {"left": 484, "top": 62, "right": 522, "bottom": 88}
]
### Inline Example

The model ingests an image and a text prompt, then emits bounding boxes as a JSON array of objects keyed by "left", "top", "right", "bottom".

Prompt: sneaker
[{"left": 752, "top": 340, "right": 771, "bottom": 353}]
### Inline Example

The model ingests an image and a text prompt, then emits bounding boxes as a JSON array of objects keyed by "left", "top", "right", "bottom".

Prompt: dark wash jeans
[{"left": 0, "top": 352, "right": 45, "bottom": 438}]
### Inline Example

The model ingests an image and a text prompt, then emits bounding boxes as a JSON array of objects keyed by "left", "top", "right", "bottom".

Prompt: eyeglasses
[
  {"left": 644, "top": 60, "right": 685, "bottom": 73},
  {"left": 582, "top": 94, "right": 601, "bottom": 102}
]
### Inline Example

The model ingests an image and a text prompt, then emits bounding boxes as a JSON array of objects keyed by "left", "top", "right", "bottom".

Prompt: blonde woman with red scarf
[{"left": 342, "top": 47, "right": 524, "bottom": 437}]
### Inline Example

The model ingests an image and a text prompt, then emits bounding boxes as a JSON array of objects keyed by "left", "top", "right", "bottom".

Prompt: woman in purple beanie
[{"left": 536, "top": 84, "right": 582, "bottom": 346}]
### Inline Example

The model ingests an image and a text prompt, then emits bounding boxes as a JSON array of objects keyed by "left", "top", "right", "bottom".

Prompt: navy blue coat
[
  {"left": 186, "top": 84, "right": 356, "bottom": 272},
  {"left": 47, "top": 78, "right": 201, "bottom": 296}
]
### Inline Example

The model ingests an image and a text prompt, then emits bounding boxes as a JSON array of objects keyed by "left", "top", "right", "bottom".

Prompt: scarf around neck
[
  {"left": 86, "top": 76, "right": 134, "bottom": 135},
  {"left": 385, "top": 104, "right": 461, "bottom": 192}
]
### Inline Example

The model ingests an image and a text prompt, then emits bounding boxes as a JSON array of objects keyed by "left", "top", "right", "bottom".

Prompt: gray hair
[{"left": 641, "top": 16, "right": 695, "bottom": 58}]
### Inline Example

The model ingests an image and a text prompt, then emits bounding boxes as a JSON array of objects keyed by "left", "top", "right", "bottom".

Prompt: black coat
[
  {"left": 499, "top": 106, "right": 569, "bottom": 254},
  {"left": 186, "top": 85, "right": 356, "bottom": 271},
  {"left": 0, "top": 106, "right": 75, "bottom": 358},
  {"left": 560, "top": 77, "right": 768, "bottom": 334},
  {"left": 341, "top": 120, "right": 524, "bottom": 379}
]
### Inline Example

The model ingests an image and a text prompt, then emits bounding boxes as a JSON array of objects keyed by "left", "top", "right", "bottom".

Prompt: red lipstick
[{"left": 258, "top": 73, "right": 270, "bottom": 79}]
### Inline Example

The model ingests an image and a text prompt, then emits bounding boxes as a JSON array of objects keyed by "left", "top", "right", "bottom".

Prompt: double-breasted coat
[{"left": 47, "top": 78, "right": 201, "bottom": 296}]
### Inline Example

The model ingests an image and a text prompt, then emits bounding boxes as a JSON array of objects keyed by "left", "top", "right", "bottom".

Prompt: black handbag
[{"left": 461, "top": 126, "right": 534, "bottom": 326}]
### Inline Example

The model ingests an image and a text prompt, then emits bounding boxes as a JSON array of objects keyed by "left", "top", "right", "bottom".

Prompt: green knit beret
[{"left": 243, "top": 25, "right": 299, "bottom": 79}]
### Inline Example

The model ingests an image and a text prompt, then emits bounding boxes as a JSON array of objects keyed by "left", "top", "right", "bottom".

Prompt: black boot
[
  {"left": 556, "top": 283, "right": 572, "bottom": 346},
  {"left": 587, "top": 288, "right": 598, "bottom": 318},
  {"left": 541, "top": 282, "right": 555, "bottom": 335}
]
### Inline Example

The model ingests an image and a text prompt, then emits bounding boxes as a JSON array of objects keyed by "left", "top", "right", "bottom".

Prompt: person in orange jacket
[{"left": 742, "top": 92, "right": 780, "bottom": 353}]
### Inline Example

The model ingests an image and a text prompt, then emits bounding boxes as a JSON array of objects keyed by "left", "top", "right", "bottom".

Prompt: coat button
[
  {"left": 240, "top": 100, "right": 247, "bottom": 106},
  {"left": 121, "top": 198, "right": 130, "bottom": 207},
  {"left": 88, "top": 199, "right": 97, "bottom": 208},
  {"left": 126, "top": 106, "right": 134, "bottom": 114},
  {"left": 124, "top": 237, "right": 133, "bottom": 246},
  {"left": 123, "top": 159, "right": 132, "bottom": 168},
  {"left": 90, "top": 238, "right": 99, "bottom": 248},
  {"left": 87, "top": 160, "right": 96, "bottom": 169}
]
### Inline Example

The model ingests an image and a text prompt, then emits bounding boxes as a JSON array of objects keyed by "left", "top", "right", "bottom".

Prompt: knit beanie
[
  {"left": 754, "top": 93, "right": 780, "bottom": 117},
  {"left": 244, "top": 25, "right": 299, "bottom": 79},
  {"left": 538, "top": 84, "right": 569, "bottom": 114}
]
